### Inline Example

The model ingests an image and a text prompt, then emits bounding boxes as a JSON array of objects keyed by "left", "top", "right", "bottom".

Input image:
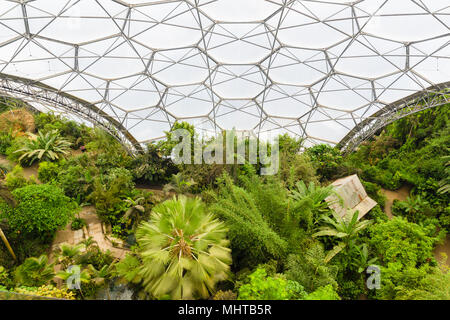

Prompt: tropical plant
[
  {"left": 56, "top": 243, "right": 85, "bottom": 269},
  {"left": 121, "top": 196, "right": 146, "bottom": 231},
  {"left": 56, "top": 265, "right": 91, "bottom": 296},
  {"left": 114, "top": 254, "right": 142, "bottom": 284},
  {"left": 135, "top": 195, "right": 232, "bottom": 299},
  {"left": 14, "top": 255, "right": 55, "bottom": 287},
  {"left": 313, "top": 210, "right": 373, "bottom": 263},
  {"left": 87, "top": 262, "right": 116, "bottom": 286},
  {"left": 289, "top": 181, "right": 339, "bottom": 231},
  {"left": 163, "top": 173, "right": 196, "bottom": 195},
  {"left": 15, "top": 129, "right": 71, "bottom": 165}
]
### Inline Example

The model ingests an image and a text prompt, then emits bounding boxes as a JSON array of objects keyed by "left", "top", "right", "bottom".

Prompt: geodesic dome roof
[{"left": 0, "top": 0, "right": 449, "bottom": 150}]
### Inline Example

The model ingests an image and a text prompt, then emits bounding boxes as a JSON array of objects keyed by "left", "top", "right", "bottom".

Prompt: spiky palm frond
[
  {"left": 14, "top": 255, "right": 55, "bottom": 286},
  {"left": 135, "top": 195, "right": 231, "bottom": 300},
  {"left": 15, "top": 129, "right": 71, "bottom": 165}
]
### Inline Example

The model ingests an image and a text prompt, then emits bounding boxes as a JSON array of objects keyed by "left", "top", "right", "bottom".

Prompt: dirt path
[
  {"left": 0, "top": 155, "right": 39, "bottom": 181},
  {"left": 51, "top": 206, "right": 128, "bottom": 260},
  {"left": 380, "top": 185, "right": 411, "bottom": 219},
  {"left": 434, "top": 234, "right": 450, "bottom": 270}
]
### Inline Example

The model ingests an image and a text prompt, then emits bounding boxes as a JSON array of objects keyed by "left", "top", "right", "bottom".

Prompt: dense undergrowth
[{"left": 0, "top": 97, "right": 448, "bottom": 300}]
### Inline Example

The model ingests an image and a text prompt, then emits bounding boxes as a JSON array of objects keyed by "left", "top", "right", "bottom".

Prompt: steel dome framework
[{"left": 0, "top": 0, "right": 449, "bottom": 152}]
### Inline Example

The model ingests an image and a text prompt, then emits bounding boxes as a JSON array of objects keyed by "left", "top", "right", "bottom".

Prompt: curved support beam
[
  {"left": 338, "top": 82, "right": 450, "bottom": 154},
  {"left": 0, "top": 73, "right": 143, "bottom": 154}
]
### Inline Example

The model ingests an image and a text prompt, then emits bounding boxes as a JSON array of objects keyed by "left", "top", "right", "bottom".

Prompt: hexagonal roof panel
[{"left": 0, "top": 0, "right": 449, "bottom": 146}]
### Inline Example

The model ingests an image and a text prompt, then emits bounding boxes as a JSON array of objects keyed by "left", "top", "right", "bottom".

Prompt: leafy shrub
[
  {"left": 132, "top": 143, "right": 177, "bottom": 184},
  {"left": 37, "top": 161, "right": 60, "bottom": 183},
  {"left": 5, "top": 165, "right": 31, "bottom": 191},
  {"left": 285, "top": 243, "right": 338, "bottom": 293},
  {"left": 307, "top": 144, "right": 344, "bottom": 181},
  {"left": 71, "top": 218, "right": 87, "bottom": 231},
  {"left": 14, "top": 255, "right": 54, "bottom": 287},
  {"left": 369, "top": 217, "right": 436, "bottom": 268},
  {"left": 238, "top": 268, "right": 306, "bottom": 300},
  {"left": 304, "top": 284, "right": 340, "bottom": 300},
  {"left": 0, "top": 132, "right": 13, "bottom": 155},
  {"left": 8, "top": 184, "right": 76, "bottom": 240}
]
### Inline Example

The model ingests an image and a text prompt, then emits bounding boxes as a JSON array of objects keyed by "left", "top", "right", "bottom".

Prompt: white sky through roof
[{"left": 0, "top": 0, "right": 449, "bottom": 146}]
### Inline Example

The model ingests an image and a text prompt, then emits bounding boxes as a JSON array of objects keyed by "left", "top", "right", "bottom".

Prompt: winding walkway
[{"left": 51, "top": 206, "right": 128, "bottom": 260}]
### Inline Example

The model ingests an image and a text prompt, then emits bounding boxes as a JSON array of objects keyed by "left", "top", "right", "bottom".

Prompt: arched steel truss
[
  {"left": 0, "top": 73, "right": 143, "bottom": 153},
  {"left": 339, "top": 81, "right": 450, "bottom": 153},
  {"left": 0, "top": 0, "right": 449, "bottom": 152}
]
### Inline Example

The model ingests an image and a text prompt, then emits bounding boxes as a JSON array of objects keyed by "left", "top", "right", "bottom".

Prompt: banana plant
[{"left": 313, "top": 210, "right": 373, "bottom": 263}]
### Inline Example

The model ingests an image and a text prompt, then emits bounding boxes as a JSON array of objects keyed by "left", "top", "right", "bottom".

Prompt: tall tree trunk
[
  {"left": 0, "top": 227, "right": 16, "bottom": 260},
  {"left": 0, "top": 182, "right": 17, "bottom": 260}
]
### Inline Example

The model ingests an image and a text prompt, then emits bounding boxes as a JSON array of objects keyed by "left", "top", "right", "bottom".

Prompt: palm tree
[
  {"left": 15, "top": 129, "right": 71, "bottom": 165},
  {"left": 14, "top": 255, "right": 55, "bottom": 287},
  {"left": 87, "top": 262, "right": 116, "bottom": 286},
  {"left": 313, "top": 210, "right": 373, "bottom": 263},
  {"left": 122, "top": 196, "right": 146, "bottom": 231},
  {"left": 56, "top": 265, "right": 91, "bottom": 297},
  {"left": 135, "top": 195, "right": 232, "bottom": 299},
  {"left": 0, "top": 181, "right": 16, "bottom": 260},
  {"left": 56, "top": 243, "right": 85, "bottom": 269}
]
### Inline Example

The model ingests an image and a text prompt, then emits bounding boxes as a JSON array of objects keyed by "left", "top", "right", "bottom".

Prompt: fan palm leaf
[{"left": 135, "top": 195, "right": 231, "bottom": 300}]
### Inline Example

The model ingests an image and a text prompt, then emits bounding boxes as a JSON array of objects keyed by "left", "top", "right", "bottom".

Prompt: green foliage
[
  {"left": 238, "top": 268, "right": 306, "bottom": 300},
  {"left": 135, "top": 196, "right": 232, "bottom": 299},
  {"left": 71, "top": 218, "right": 87, "bottom": 231},
  {"left": 4, "top": 165, "right": 32, "bottom": 190},
  {"left": 304, "top": 284, "right": 340, "bottom": 300},
  {"left": 8, "top": 184, "right": 76, "bottom": 240},
  {"left": 377, "top": 263, "right": 449, "bottom": 300},
  {"left": 289, "top": 181, "right": 337, "bottom": 233},
  {"left": 14, "top": 255, "right": 54, "bottom": 287},
  {"left": 391, "top": 196, "right": 438, "bottom": 226},
  {"left": 285, "top": 242, "right": 338, "bottom": 293},
  {"left": 88, "top": 168, "right": 135, "bottom": 225},
  {"left": 37, "top": 161, "right": 60, "bottom": 183},
  {"left": 163, "top": 173, "right": 196, "bottom": 194},
  {"left": 207, "top": 173, "right": 288, "bottom": 269},
  {"left": 313, "top": 210, "right": 373, "bottom": 263},
  {"left": 0, "top": 132, "right": 13, "bottom": 155},
  {"left": 132, "top": 143, "right": 178, "bottom": 184},
  {"left": 114, "top": 254, "right": 142, "bottom": 284},
  {"left": 15, "top": 130, "right": 71, "bottom": 165},
  {"left": 307, "top": 144, "right": 344, "bottom": 181},
  {"left": 369, "top": 217, "right": 436, "bottom": 268},
  {"left": 34, "top": 112, "right": 90, "bottom": 148}
]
